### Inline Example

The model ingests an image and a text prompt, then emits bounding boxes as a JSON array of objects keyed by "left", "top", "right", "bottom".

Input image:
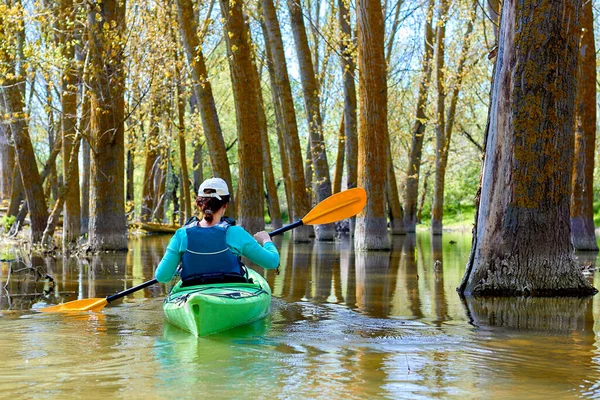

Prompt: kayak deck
[{"left": 163, "top": 269, "right": 271, "bottom": 336}]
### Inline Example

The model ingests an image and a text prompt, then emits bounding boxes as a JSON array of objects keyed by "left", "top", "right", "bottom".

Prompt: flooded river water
[{"left": 1, "top": 232, "right": 599, "bottom": 399}]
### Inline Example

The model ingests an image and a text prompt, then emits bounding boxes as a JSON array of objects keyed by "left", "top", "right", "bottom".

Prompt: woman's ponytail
[{"left": 196, "top": 189, "right": 230, "bottom": 223}]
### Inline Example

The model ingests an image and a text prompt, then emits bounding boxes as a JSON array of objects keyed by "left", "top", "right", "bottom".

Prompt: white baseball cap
[{"left": 199, "top": 177, "right": 230, "bottom": 200}]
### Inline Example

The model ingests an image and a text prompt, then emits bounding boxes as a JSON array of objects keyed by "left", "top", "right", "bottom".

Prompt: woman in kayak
[{"left": 155, "top": 177, "right": 279, "bottom": 286}]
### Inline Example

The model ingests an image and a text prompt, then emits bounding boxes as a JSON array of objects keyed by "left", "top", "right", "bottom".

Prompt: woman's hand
[{"left": 253, "top": 231, "right": 272, "bottom": 246}]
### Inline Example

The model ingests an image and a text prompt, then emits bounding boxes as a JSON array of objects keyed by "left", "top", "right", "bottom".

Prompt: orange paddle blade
[
  {"left": 302, "top": 187, "right": 366, "bottom": 225},
  {"left": 39, "top": 298, "right": 108, "bottom": 313}
]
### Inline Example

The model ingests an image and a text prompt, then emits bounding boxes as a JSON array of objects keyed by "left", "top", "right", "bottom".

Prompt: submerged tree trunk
[
  {"left": 218, "top": 0, "right": 264, "bottom": 234},
  {"left": 459, "top": 0, "right": 596, "bottom": 296},
  {"left": 355, "top": 0, "right": 390, "bottom": 250},
  {"left": 261, "top": 0, "right": 310, "bottom": 241},
  {"left": 287, "top": 0, "right": 335, "bottom": 240},
  {"left": 86, "top": 0, "right": 128, "bottom": 251},
  {"left": 176, "top": 0, "right": 233, "bottom": 213},
  {"left": 402, "top": 0, "right": 435, "bottom": 232},
  {"left": 570, "top": 0, "right": 597, "bottom": 251}
]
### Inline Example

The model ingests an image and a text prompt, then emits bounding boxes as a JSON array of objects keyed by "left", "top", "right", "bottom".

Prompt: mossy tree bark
[
  {"left": 459, "top": 0, "right": 596, "bottom": 296},
  {"left": 86, "top": 0, "right": 128, "bottom": 251},
  {"left": 354, "top": 0, "right": 390, "bottom": 250},
  {"left": 570, "top": 0, "right": 597, "bottom": 251}
]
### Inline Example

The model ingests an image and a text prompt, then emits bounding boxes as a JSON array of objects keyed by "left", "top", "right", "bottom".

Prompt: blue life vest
[{"left": 180, "top": 218, "right": 244, "bottom": 282}]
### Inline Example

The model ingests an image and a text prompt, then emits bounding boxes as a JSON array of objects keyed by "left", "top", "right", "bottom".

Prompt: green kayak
[{"left": 163, "top": 268, "right": 271, "bottom": 336}]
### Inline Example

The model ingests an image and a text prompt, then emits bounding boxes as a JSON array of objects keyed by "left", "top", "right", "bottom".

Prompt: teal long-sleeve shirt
[{"left": 155, "top": 225, "right": 279, "bottom": 283}]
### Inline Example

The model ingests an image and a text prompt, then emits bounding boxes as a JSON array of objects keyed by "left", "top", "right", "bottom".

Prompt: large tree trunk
[
  {"left": 570, "top": 0, "right": 597, "bottom": 251},
  {"left": 218, "top": 0, "right": 264, "bottom": 234},
  {"left": 261, "top": 0, "right": 310, "bottom": 241},
  {"left": 459, "top": 0, "right": 596, "bottom": 296},
  {"left": 354, "top": 0, "right": 390, "bottom": 250},
  {"left": 430, "top": 0, "right": 449, "bottom": 235},
  {"left": 0, "top": 8, "right": 48, "bottom": 243},
  {"left": 86, "top": 0, "right": 128, "bottom": 251},
  {"left": 287, "top": 0, "right": 335, "bottom": 240},
  {"left": 402, "top": 0, "right": 435, "bottom": 232},
  {"left": 176, "top": 0, "right": 233, "bottom": 214},
  {"left": 338, "top": 0, "right": 358, "bottom": 202},
  {"left": 59, "top": 0, "right": 81, "bottom": 246}
]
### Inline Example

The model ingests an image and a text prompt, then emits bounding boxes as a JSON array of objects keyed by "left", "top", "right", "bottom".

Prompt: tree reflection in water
[{"left": 463, "top": 295, "right": 598, "bottom": 396}]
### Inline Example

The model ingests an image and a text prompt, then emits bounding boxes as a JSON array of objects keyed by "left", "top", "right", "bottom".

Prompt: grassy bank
[{"left": 418, "top": 204, "right": 476, "bottom": 231}]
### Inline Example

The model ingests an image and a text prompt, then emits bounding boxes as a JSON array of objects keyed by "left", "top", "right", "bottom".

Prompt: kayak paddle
[
  {"left": 40, "top": 187, "right": 366, "bottom": 313},
  {"left": 39, "top": 279, "right": 159, "bottom": 312}
]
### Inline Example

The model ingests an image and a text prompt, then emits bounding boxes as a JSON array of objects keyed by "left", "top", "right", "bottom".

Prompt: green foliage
[
  {"left": 1, "top": 215, "right": 16, "bottom": 232},
  {"left": 593, "top": 201, "right": 600, "bottom": 227}
]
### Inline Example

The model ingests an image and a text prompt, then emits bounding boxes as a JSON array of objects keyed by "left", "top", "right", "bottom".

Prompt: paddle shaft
[
  {"left": 106, "top": 278, "right": 158, "bottom": 303},
  {"left": 268, "top": 220, "right": 303, "bottom": 237}
]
